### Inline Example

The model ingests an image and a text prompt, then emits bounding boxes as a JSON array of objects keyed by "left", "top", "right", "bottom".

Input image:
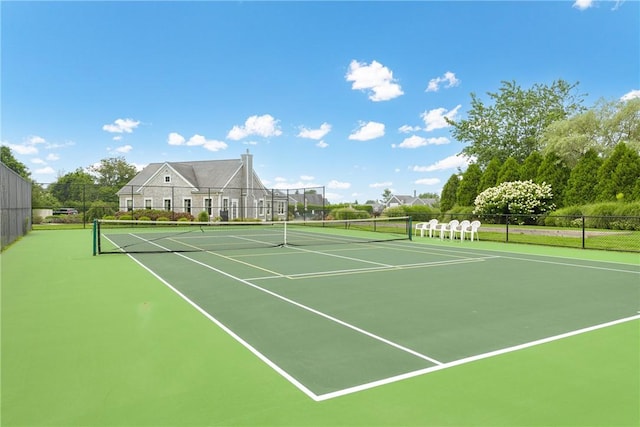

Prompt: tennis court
[{"left": 97, "top": 218, "right": 640, "bottom": 401}]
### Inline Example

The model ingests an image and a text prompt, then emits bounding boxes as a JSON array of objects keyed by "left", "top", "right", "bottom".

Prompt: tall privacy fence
[
  {"left": 433, "top": 213, "right": 640, "bottom": 253},
  {"left": 1, "top": 163, "right": 32, "bottom": 250}
]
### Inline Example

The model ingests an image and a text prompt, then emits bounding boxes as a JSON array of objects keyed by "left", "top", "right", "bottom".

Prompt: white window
[
  {"left": 183, "top": 198, "right": 192, "bottom": 214},
  {"left": 164, "top": 175, "right": 171, "bottom": 183},
  {"left": 163, "top": 198, "right": 171, "bottom": 211},
  {"left": 126, "top": 199, "right": 133, "bottom": 212},
  {"left": 204, "top": 198, "right": 212, "bottom": 215},
  {"left": 258, "top": 199, "right": 264, "bottom": 216},
  {"left": 144, "top": 198, "right": 152, "bottom": 209},
  {"left": 277, "top": 201, "right": 285, "bottom": 215},
  {"left": 231, "top": 199, "right": 238, "bottom": 220}
]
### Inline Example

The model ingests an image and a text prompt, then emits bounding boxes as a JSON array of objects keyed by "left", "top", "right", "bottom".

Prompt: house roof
[{"left": 117, "top": 158, "right": 264, "bottom": 194}]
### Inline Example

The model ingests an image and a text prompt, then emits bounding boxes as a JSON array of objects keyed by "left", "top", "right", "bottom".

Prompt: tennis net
[{"left": 93, "top": 217, "right": 412, "bottom": 254}]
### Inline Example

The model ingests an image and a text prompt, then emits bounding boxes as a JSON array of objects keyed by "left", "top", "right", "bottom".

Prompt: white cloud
[
  {"left": 34, "top": 166, "right": 56, "bottom": 175},
  {"left": 414, "top": 178, "right": 441, "bottom": 186},
  {"left": 328, "top": 180, "right": 351, "bottom": 189},
  {"left": 7, "top": 143, "right": 38, "bottom": 155},
  {"left": 301, "top": 175, "right": 315, "bottom": 181},
  {"left": 46, "top": 153, "right": 60, "bottom": 161},
  {"left": 227, "top": 114, "right": 282, "bottom": 140},
  {"left": 316, "top": 140, "right": 329, "bottom": 148},
  {"left": 29, "top": 136, "right": 46, "bottom": 145},
  {"left": 167, "top": 132, "right": 186, "bottom": 146},
  {"left": 369, "top": 181, "right": 393, "bottom": 188},
  {"left": 102, "top": 118, "right": 140, "bottom": 134},
  {"left": 167, "top": 132, "right": 227, "bottom": 151},
  {"left": 398, "top": 125, "right": 421, "bottom": 134},
  {"left": 412, "top": 154, "right": 474, "bottom": 172},
  {"left": 32, "top": 158, "right": 46, "bottom": 165},
  {"left": 392, "top": 135, "right": 450, "bottom": 149},
  {"left": 572, "top": 0, "right": 594, "bottom": 10},
  {"left": 298, "top": 122, "right": 331, "bottom": 140},
  {"left": 421, "top": 105, "right": 461, "bottom": 131},
  {"left": 346, "top": 60, "right": 404, "bottom": 102},
  {"left": 349, "top": 121, "right": 385, "bottom": 141},
  {"left": 426, "top": 71, "right": 460, "bottom": 92},
  {"left": 621, "top": 89, "right": 640, "bottom": 101},
  {"left": 115, "top": 144, "right": 133, "bottom": 153}
]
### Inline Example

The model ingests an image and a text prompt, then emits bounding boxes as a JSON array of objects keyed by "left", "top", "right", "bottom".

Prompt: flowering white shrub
[{"left": 473, "top": 180, "right": 555, "bottom": 220}]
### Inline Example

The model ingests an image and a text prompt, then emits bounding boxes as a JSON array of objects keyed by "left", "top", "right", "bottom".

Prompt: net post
[
  {"left": 92, "top": 219, "right": 98, "bottom": 256},
  {"left": 283, "top": 221, "right": 287, "bottom": 246},
  {"left": 408, "top": 216, "right": 413, "bottom": 240}
]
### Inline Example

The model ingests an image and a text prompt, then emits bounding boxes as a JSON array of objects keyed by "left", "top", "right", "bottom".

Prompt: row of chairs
[{"left": 415, "top": 219, "right": 481, "bottom": 241}]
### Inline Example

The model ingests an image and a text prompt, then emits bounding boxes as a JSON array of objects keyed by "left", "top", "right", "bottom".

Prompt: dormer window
[{"left": 164, "top": 175, "right": 171, "bottom": 183}]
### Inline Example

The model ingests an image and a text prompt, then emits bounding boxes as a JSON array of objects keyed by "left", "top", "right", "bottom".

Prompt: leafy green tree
[
  {"left": 537, "top": 152, "right": 571, "bottom": 208},
  {"left": 90, "top": 157, "right": 138, "bottom": 187},
  {"left": 440, "top": 174, "right": 460, "bottom": 212},
  {"left": 541, "top": 98, "right": 640, "bottom": 168},
  {"left": 89, "top": 157, "right": 138, "bottom": 203},
  {"left": 456, "top": 163, "right": 482, "bottom": 206},
  {"left": 478, "top": 158, "right": 501, "bottom": 192},
  {"left": 381, "top": 188, "right": 393, "bottom": 204},
  {"left": 49, "top": 168, "right": 96, "bottom": 205},
  {"left": 418, "top": 192, "right": 440, "bottom": 200},
  {"left": 31, "top": 183, "right": 60, "bottom": 209},
  {"left": 564, "top": 149, "right": 603, "bottom": 206},
  {"left": 497, "top": 157, "right": 521, "bottom": 184},
  {"left": 595, "top": 142, "right": 640, "bottom": 202},
  {"left": 1, "top": 146, "right": 30, "bottom": 179},
  {"left": 447, "top": 79, "right": 585, "bottom": 168},
  {"left": 520, "top": 151, "right": 543, "bottom": 182}
]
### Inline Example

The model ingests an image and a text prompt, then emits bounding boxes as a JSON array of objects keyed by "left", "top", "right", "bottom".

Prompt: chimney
[{"left": 414, "top": 190, "right": 416, "bottom": 197}]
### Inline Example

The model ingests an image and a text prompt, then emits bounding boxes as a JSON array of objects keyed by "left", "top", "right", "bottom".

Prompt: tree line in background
[{"left": 2, "top": 79, "right": 639, "bottom": 224}]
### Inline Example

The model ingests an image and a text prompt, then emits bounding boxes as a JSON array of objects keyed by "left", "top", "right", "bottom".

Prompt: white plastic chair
[
  {"left": 468, "top": 220, "right": 481, "bottom": 241},
  {"left": 438, "top": 219, "right": 459, "bottom": 240},
  {"left": 426, "top": 219, "right": 439, "bottom": 238},
  {"left": 456, "top": 220, "right": 471, "bottom": 240},
  {"left": 414, "top": 222, "right": 427, "bottom": 237}
]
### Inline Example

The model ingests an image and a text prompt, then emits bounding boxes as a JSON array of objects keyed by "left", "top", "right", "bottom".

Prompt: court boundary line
[{"left": 315, "top": 314, "right": 640, "bottom": 401}]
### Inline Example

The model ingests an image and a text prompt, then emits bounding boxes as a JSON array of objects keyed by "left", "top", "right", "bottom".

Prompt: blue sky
[{"left": 2, "top": 1, "right": 638, "bottom": 203}]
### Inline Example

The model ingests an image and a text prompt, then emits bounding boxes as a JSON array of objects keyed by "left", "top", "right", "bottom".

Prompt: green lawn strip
[
  {"left": 2, "top": 229, "right": 638, "bottom": 426},
  {"left": 413, "top": 234, "right": 640, "bottom": 265}
]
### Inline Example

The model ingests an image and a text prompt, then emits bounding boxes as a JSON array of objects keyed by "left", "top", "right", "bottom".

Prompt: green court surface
[{"left": 2, "top": 228, "right": 639, "bottom": 426}]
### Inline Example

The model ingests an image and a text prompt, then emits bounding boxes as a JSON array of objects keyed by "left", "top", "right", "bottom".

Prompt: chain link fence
[
  {"left": 1, "top": 163, "right": 32, "bottom": 250},
  {"left": 435, "top": 213, "right": 640, "bottom": 252}
]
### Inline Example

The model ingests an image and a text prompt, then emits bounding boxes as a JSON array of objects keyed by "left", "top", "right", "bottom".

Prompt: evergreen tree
[
  {"left": 440, "top": 174, "right": 460, "bottom": 212},
  {"left": 456, "top": 163, "right": 482, "bottom": 206},
  {"left": 595, "top": 143, "right": 640, "bottom": 202},
  {"left": 496, "top": 157, "right": 521, "bottom": 184},
  {"left": 564, "top": 149, "right": 603, "bottom": 206},
  {"left": 520, "top": 151, "right": 543, "bottom": 182},
  {"left": 478, "top": 158, "right": 500, "bottom": 192},
  {"left": 537, "top": 152, "right": 571, "bottom": 208}
]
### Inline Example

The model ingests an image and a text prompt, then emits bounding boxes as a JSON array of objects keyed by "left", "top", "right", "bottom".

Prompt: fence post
[
  {"left": 505, "top": 214, "right": 509, "bottom": 243},
  {"left": 582, "top": 215, "right": 586, "bottom": 249}
]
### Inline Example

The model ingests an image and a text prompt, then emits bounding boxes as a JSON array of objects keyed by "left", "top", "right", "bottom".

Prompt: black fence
[
  {"left": 1, "top": 163, "right": 32, "bottom": 250},
  {"left": 32, "top": 183, "right": 327, "bottom": 224},
  {"left": 432, "top": 213, "right": 640, "bottom": 253}
]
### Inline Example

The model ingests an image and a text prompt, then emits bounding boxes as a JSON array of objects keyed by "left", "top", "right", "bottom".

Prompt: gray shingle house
[{"left": 117, "top": 151, "right": 287, "bottom": 220}]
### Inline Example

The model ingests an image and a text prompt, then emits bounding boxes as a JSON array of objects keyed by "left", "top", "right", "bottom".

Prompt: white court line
[{"left": 315, "top": 314, "right": 640, "bottom": 401}]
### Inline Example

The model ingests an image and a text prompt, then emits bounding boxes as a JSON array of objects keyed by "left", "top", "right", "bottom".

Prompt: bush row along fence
[{"left": 1, "top": 163, "right": 32, "bottom": 250}]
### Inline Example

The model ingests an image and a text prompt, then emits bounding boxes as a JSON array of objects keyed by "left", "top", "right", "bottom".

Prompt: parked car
[{"left": 52, "top": 208, "right": 79, "bottom": 215}]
